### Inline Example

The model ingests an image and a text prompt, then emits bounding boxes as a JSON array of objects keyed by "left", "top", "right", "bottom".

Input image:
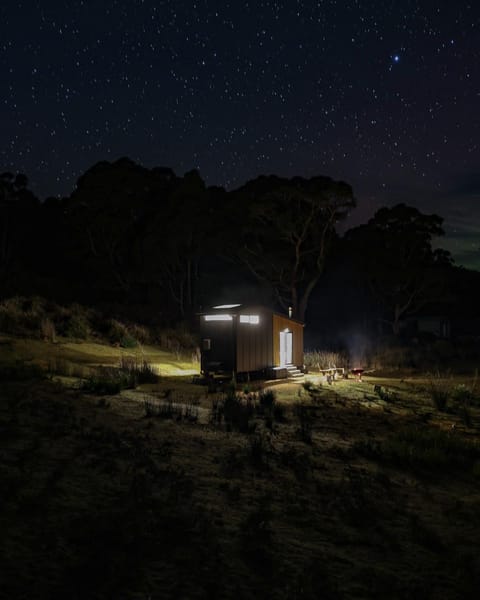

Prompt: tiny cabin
[{"left": 199, "top": 304, "right": 304, "bottom": 379}]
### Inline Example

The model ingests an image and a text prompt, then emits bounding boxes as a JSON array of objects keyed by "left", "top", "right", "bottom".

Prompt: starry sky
[{"left": 1, "top": 1, "right": 479, "bottom": 268}]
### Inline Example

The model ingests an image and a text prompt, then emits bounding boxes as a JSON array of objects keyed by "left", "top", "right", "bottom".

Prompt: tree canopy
[
  {"left": 345, "top": 203, "right": 453, "bottom": 334},
  {"left": 233, "top": 175, "right": 356, "bottom": 321}
]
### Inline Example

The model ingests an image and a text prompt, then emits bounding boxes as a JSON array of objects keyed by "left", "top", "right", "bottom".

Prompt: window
[
  {"left": 204, "top": 314, "right": 233, "bottom": 321},
  {"left": 239, "top": 314, "right": 260, "bottom": 324}
]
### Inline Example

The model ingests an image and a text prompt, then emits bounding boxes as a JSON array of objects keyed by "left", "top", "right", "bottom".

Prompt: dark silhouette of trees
[
  {"left": 4, "top": 159, "right": 470, "bottom": 340},
  {"left": 0, "top": 172, "right": 40, "bottom": 292},
  {"left": 232, "top": 175, "right": 355, "bottom": 321},
  {"left": 345, "top": 204, "right": 453, "bottom": 335},
  {"left": 64, "top": 159, "right": 227, "bottom": 321}
]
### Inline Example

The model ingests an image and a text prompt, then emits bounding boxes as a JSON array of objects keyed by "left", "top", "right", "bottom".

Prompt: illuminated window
[
  {"left": 239, "top": 314, "right": 260, "bottom": 324},
  {"left": 204, "top": 314, "right": 233, "bottom": 321}
]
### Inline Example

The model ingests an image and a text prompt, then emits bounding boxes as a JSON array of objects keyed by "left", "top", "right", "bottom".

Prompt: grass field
[{"left": 1, "top": 334, "right": 480, "bottom": 599}]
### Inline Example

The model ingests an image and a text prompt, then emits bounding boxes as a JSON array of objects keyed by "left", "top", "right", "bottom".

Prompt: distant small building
[{"left": 199, "top": 304, "right": 304, "bottom": 379}]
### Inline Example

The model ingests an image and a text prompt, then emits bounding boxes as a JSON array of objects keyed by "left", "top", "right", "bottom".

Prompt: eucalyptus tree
[
  {"left": 345, "top": 203, "right": 452, "bottom": 335},
  {"left": 232, "top": 174, "right": 356, "bottom": 321}
]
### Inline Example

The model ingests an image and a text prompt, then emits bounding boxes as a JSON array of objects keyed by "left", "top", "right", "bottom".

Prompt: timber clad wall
[
  {"left": 236, "top": 309, "right": 273, "bottom": 372},
  {"left": 272, "top": 314, "right": 304, "bottom": 367}
]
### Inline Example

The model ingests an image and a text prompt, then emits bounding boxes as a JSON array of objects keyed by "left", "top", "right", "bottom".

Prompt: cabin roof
[{"left": 199, "top": 304, "right": 304, "bottom": 325}]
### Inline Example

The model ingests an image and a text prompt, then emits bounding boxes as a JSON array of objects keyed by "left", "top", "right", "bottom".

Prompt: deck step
[{"left": 285, "top": 364, "right": 304, "bottom": 379}]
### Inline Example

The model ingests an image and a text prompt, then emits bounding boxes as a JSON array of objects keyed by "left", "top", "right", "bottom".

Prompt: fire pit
[{"left": 350, "top": 368, "right": 364, "bottom": 382}]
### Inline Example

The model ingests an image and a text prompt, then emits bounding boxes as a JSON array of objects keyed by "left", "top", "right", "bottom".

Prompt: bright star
[{"left": 393, "top": 54, "right": 400, "bottom": 63}]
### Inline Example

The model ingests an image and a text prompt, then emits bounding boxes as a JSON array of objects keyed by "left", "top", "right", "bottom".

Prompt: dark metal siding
[{"left": 200, "top": 318, "right": 235, "bottom": 373}]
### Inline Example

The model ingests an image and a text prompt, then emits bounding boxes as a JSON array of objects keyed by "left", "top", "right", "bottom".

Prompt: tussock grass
[
  {"left": 304, "top": 349, "right": 347, "bottom": 371},
  {"left": 355, "top": 425, "right": 480, "bottom": 474}
]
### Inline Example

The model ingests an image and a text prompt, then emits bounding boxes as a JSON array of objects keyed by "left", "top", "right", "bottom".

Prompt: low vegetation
[{"left": 1, "top": 326, "right": 480, "bottom": 598}]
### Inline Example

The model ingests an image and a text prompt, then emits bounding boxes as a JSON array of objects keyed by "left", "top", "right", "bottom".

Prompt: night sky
[{"left": 2, "top": 1, "right": 479, "bottom": 268}]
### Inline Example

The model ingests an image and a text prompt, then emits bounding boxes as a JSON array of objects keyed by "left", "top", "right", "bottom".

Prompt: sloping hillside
[{"left": 1, "top": 336, "right": 480, "bottom": 599}]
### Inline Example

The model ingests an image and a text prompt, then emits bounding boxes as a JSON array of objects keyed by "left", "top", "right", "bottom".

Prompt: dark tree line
[{"left": 2, "top": 157, "right": 477, "bottom": 337}]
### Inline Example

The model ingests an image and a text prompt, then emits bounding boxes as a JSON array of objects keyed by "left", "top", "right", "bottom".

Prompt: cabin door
[{"left": 279, "top": 331, "right": 293, "bottom": 366}]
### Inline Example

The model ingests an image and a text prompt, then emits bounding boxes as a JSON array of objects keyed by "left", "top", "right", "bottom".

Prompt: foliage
[
  {"left": 373, "top": 385, "right": 397, "bottom": 402},
  {"left": 0, "top": 360, "right": 45, "bottom": 382},
  {"left": 80, "top": 357, "right": 157, "bottom": 394},
  {"left": 355, "top": 426, "right": 480, "bottom": 474},
  {"left": 118, "top": 356, "right": 159, "bottom": 384},
  {"left": 294, "top": 402, "right": 314, "bottom": 443},
  {"left": 304, "top": 349, "right": 347, "bottom": 371},
  {"left": 345, "top": 204, "right": 452, "bottom": 335},
  {"left": 428, "top": 376, "right": 450, "bottom": 411},
  {"left": 143, "top": 395, "right": 199, "bottom": 421},
  {"left": 210, "top": 390, "right": 256, "bottom": 433},
  {"left": 81, "top": 366, "right": 136, "bottom": 395},
  {"left": 234, "top": 174, "right": 355, "bottom": 320}
]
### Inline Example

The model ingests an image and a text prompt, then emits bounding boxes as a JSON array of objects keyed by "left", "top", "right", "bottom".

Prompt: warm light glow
[
  {"left": 213, "top": 303, "right": 241, "bottom": 309},
  {"left": 239, "top": 314, "right": 260, "bottom": 324},
  {"left": 204, "top": 314, "right": 233, "bottom": 321}
]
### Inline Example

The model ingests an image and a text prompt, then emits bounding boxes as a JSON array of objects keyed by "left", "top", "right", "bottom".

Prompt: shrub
[
  {"left": 40, "top": 318, "right": 56, "bottom": 342},
  {"left": 355, "top": 426, "right": 480, "bottom": 474},
  {"left": 294, "top": 403, "right": 314, "bottom": 444},
  {"left": 374, "top": 385, "right": 397, "bottom": 402},
  {"left": 81, "top": 366, "right": 136, "bottom": 395},
  {"left": 248, "top": 433, "right": 271, "bottom": 469},
  {"left": 279, "top": 446, "right": 312, "bottom": 481},
  {"left": 210, "top": 391, "right": 256, "bottom": 433},
  {"left": 128, "top": 323, "right": 150, "bottom": 344},
  {"left": 119, "top": 357, "right": 158, "bottom": 384},
  {"left": 0, "top": 296, "right": 45, "bottom": 336},
  {"left": 258, "top": 388, "right": 276, "bottom": 412},
  {"left": 240, "top": 499, "right": 274, "bottom": 571},
  {"left": 143, "top": 395, "right": 199, "bottom": 421},
  {"left": 0, "top": 361, "right": 45, "bottom": 381},
  {"left": 157, "top": 327, "right": 199, "bottom": 359},
  {"left": 223, "top": 391, "right": 256, "bottom": 433},
  {"left": 64, "top": 313, "right": 90, "bottom": 339},
  {"left": 304, "top": 349, "right": 347, "bottom": 371},
  {"left": 452, "top": 384, "right": 474, "bottom": 405},
  {"left": 302, "top": 380, "right": 323, "bottom": 401},
  {"left": 428, "top": 378, "right": 450, "bottom": 412}
]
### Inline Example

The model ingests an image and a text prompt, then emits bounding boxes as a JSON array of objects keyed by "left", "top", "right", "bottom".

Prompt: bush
[
  {"left": 119, "top": 357, "right": 158, "bottom": 384},
  {"left": 143, "top": 395, "right": 199, "bottom": 421},
  {"left": 294, "top": 403, "right": 314, "bottom": 444},
  {"left": 64, "top": 313, "right": 90, "bottom": 339},
  {"left": 0, "top": 296, "right": 45, "bottom": 336},
  {"left": 40, "top": 318, "right": 56, "bottom": 342},
  {"left": 210, "top": 391, "right": 256, "bottom": 433},
  {"left": 304, "top": 349, "right": 347, "bottom": 371},
  {"left": 258, "top": 388, "right": 276, "bottom": 412},
  {"left": 428, "top": 377, "right": 450, "bottom": 412},
  {"left": 223, "top": 391, "right": 256, "bottom": 433},
  {"left": 157, "top": 327, "right": 199, "bottom": 359},
  {"left": 0, "top": 361, "right": 45, "bottom": 381},
  {"left": 355, "top": 426, "right": 480, "bottom": 474},
  {"left": 248, "top": 433, "right": 271, "bottom": 469},
  {"left": 240, "top": 499, "right": 274, "bottom": 571},
  {"left": 81, "top": 366, "right": 136, "bottom": 395}
]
